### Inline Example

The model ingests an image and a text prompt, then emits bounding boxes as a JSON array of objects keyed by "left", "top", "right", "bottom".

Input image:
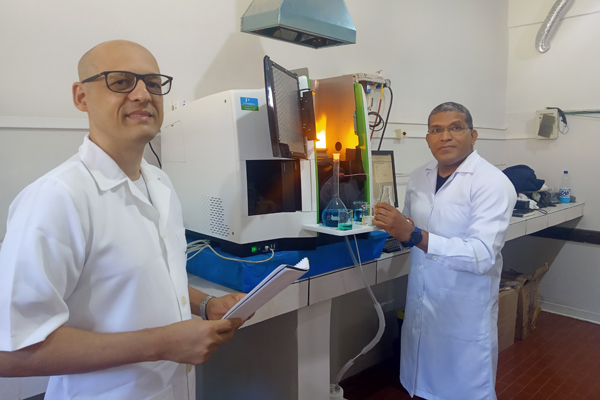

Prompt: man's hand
[
  {"left": 155, "top": 317, "right": 243, "bottom": 365},
  {"left": 373, "top": 202, "right": 414, "bottom": 242},
  {"left": 189, "top": 287, "right": 253, "bottom": 322},
  {"left": 206, "top": 293, "right": 246, "bottom": 321}
]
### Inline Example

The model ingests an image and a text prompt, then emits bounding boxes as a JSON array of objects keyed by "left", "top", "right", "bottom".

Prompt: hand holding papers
[{"left": 222, "top": 258, "right": 310, "bottom": 320}]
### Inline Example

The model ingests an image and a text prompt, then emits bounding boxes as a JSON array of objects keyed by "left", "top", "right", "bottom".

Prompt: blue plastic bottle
[{"left": 559, "top": 171, "right": 571, "bottom": 203}]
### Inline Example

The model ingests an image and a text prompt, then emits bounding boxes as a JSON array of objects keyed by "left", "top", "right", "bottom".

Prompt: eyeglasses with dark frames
[
  {"left": 81, "top": 71, "right": 173, "bottom": 95},
  {"left": 427, "top": 125, "right": 471, "bottom": 135}
]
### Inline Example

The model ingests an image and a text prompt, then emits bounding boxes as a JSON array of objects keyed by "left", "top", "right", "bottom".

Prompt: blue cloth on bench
[{"left": 186, "top": 230, "right": 389, "bottom": 292}]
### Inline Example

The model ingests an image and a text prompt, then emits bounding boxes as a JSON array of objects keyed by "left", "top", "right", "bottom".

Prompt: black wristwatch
[{"left": 406, "top": 227, "right": 423, "bottom": 248}]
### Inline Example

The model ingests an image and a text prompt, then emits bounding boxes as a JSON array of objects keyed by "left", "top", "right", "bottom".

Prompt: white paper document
[{"left": 222, "top": 257, "right": 310, "bottom": 320}]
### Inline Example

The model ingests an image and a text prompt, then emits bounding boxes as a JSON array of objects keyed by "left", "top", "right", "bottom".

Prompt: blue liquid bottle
[{"left": 321, "top": 153, "right": 347, "bottom": 227}]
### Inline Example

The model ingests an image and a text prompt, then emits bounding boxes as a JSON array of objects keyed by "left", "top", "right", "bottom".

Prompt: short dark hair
[{"left": 428, "top": 102, "right": 473, "bottom": 130}]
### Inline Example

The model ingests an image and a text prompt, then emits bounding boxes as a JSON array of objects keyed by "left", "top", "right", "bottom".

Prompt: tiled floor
[{"left": 340, "top": 312, "right": 600, "bottom": 400}]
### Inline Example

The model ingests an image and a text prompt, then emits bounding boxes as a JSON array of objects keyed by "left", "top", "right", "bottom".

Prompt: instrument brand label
[{"left": 240, "top": 97, "right": 259, "bottom": 111}]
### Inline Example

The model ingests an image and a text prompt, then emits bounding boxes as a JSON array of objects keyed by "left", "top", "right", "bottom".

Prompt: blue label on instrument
[{"left": 240, "top": 97, "right": 259, "bottom": 111}]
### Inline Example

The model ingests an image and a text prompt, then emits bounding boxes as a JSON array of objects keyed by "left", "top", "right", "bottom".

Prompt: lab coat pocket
[
  {"left": 436, "top": 288, "right": 486, "bottom": 342},
  {"left": 146, "top": 384, "right": 175, "bottom": 400},
  {"left": 433, "top": 202, "right": 471, "bottom": 238}
]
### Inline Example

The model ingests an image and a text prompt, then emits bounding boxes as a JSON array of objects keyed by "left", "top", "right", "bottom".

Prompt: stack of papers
[{"left": 222, "top": 257, "right": 310, "bottom": 320}]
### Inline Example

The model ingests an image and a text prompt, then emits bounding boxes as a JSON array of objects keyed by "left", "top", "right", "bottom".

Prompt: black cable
[
  {"left": 547, "top": 107, "right": 569, "bottom": 134},
  {"left": 368, "top": 111, "right": 385, "bottom": 131},
  {"left": 149, "top": 142, "right": 162, "bottom": 168},
  {"left": 547, "top": 107, "right": 567, "bottom": 125},
  {"left": 377, "top": 85, "right": 394, "bottom": 151}
]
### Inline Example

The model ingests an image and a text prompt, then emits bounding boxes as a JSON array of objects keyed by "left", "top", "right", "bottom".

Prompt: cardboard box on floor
[
  {"left": 497, "top": 286, "right": 519, "bottom": 353},
  {"left": 502, "top": 263, "right": 550, "bottom": 340}
]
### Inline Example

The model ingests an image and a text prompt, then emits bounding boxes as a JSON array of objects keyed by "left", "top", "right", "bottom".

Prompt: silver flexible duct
[{"left": 535, "top": 0, "right": 574, "bottom": 53}]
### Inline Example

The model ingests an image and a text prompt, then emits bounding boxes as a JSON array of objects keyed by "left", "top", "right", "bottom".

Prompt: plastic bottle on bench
[{"left": 559, "top": 171, "right": 571, "bottom": 203}]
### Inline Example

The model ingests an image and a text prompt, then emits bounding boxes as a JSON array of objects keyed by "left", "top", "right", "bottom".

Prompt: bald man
[{"left": 0, "top": 40, "right": 244, "bottom": 400}]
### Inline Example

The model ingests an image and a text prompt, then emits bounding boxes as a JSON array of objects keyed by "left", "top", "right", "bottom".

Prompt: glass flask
[
  {"left": 353, "top": 201, "right": 367, "bottom": 221},
  {"left": 379, "top": 184, "right": 394, "bottom": 205},
  {"left": 321, "top": 153, "right": 347, "bottom": 227},
  {"left": 338, "top": 209, "right": 353, "bottom": 231}
]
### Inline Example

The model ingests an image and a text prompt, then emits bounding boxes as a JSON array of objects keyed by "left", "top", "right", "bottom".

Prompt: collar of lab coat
[
  {"left": 79, "top": 135, "right": 172, "bottom": 233},
  {"left": 425, "top": 150, "right": 480, "bottom": 175},
  {"left": 79, "top": 135, "right": 164, "bottom": 200},
  {"left": 79, "top": 135, "right": 158, "bottom": 192},
  {"left": 79, "top": 135, "right": 129, "bottom": 191},
  {"left": 425, "top": 150, "right": 480, "bottom": 193}
]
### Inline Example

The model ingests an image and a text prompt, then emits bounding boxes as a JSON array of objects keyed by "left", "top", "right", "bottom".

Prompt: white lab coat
[
  {"left": 0, "top": 136, "right": 194, "bottom": 400},
  {"left": 400, "top": 151, "right": 516, "bottom": 400}
]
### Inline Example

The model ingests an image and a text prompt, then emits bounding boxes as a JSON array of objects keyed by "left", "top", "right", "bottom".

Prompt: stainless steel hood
[{"left": 241, "top": 0, "right": 356, "bottom": 49}]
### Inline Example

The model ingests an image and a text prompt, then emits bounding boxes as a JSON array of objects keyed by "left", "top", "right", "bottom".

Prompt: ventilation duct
[
  {"left": 241, "top": 0, "right": 356, "bottom": 49},
  {"left": 536, "top": 0, "right": 574, "bottom": 53}
]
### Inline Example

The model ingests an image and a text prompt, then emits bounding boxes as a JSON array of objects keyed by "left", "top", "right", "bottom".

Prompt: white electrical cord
[
  {"left": 186, "top": 239, "right": 274, "bottom": 263},
  {"left": 333, "top": 236, "right": 386, "bottom": 386}
]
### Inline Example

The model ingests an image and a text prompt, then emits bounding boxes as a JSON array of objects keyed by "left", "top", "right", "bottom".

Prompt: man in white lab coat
[
  {"left": 374, "top": 102, "right": 517, "bottom": 400},
  {"left": 0, "top": 40, "right": 245, "bottom": 400}
]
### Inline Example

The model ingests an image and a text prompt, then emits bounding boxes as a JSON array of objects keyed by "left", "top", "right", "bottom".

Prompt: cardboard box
[
  {"left": 502, "top": 263, "right": 550, "bottom": 340},
  {"left": 497, "top": 286, "right": 519, "bottom": 353}
]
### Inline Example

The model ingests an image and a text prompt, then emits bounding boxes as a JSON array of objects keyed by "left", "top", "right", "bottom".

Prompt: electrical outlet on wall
[{"left": 395, "top": 128, "right": 407, "bottom": 139}]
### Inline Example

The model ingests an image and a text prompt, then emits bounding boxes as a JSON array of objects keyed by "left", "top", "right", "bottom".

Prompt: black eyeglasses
[
  {"left": 428, "top": 126, "right": 471, "bottom": 136},
  {"left": 81, "top": 71, "right": 173, "bottom": 95}
]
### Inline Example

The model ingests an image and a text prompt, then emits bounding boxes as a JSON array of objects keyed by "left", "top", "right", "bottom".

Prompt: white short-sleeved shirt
[{"left": 0, "top": 136, "right": 194, "bottom": 400}]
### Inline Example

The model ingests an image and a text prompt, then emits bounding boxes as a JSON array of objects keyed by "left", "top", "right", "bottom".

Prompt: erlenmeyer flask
[
  {"left": 322, "top": 153, "right": 347, "bottom": 227},
  {"left": 380, "top": 185, "right": 394, "bottom": 205}
]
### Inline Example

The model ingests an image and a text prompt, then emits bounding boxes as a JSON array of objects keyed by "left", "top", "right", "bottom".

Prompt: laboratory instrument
[{"left": 162, "top": 56, "right": 381, "bottom": 256}]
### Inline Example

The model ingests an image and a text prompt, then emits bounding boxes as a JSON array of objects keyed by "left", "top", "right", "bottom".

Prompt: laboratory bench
[
  {"left": 505, "top": 200, "right": 584, "bottom": 240},
  {"left": 189, "top": 201, "right": 583, "bottom": 400}
]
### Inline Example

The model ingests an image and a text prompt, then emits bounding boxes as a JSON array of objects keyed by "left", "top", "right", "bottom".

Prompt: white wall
[
  {"left": 1, "top": 1, "right": 510, "bottom": 398},
  {"left": 0, "top": 1, "right": 509, "bottom": 124},
  {"left": 0, "top": 0, "right": 510, "bottom": 240},
  {"left": 503, "top": 0, "right": 600, "bottom": 323}
]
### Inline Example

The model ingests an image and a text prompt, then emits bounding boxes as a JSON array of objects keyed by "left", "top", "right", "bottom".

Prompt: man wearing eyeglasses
[
  {"left": 374, "top": 102, "right": 516, "bottom": 400},
  {"left": 0, "top": 40, "right": 245, "bottom": 400}
]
